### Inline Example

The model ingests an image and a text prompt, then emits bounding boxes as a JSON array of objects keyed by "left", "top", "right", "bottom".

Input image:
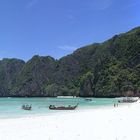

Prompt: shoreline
[
  {"left": 0, "top": 101, "right": 122, "bottom": 120},
  {"left": 0, "top": 97, "right": 119, "bottom": 120},
  {"left": 0, "top": 101, "right": 131, "bottom": 120},
  {"left": 0, "top": 102, "right": 139, "bottom": 140}
]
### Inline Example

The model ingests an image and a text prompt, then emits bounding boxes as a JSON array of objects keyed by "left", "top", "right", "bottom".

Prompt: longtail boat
[
  {"left": 118, "top": 97, "right": 139, "bottom": 103},
  {"left": 22, "top": 105, "right": 32, "bottom": 110},
  {"left": 85, "top": 98, "right": 92, "bottom": 101},
  {"left": 49, "top": 103, "right": 78, "bottom": 110}
]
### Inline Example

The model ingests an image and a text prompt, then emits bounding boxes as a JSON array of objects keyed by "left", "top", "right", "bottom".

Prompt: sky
[{"left": 0, "top": 0, "right": 140, "bottom": 61}]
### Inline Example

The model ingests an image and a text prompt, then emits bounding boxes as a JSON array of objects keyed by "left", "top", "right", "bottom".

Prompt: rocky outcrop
[{"left": 0, "top": 59, "right": 25, "bottom": 96}]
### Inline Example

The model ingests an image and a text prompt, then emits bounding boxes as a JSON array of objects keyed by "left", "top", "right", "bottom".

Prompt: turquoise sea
[{"left": 0, "top": 97, "right": 118, "bottom": 119}]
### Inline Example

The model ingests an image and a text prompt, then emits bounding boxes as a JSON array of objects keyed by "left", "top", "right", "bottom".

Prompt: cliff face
[
  {"left": 11, "top": 56, "right": 57, "bottom": 97},
  {"left": 0, "top": 59, "right": 25, "bottom": 96},
  {"left": 0, "top": 26, "right": 140, "bottom": 97}
]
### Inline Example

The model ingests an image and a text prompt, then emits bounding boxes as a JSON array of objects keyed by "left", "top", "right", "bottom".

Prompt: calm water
[{"left": 0, "top": 97, "right": 118, "bottom": 119}]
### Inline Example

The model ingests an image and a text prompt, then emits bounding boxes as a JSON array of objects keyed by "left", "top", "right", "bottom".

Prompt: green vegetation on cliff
[{"left": 0, "top": 26, "right": 140, "bottom": 97}]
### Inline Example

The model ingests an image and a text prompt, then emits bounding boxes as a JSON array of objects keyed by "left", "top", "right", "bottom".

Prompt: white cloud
[
  {"left": 58, "top": 45, "right": 77, "bottom": 51},
  {"left": 66, "top": 14, "right": 77, "bottom": 24},
  {"left": 26, "top": 0, "right": 38, "bottom": 9},
  {"left": 100, "top": 0, "right": 114, "bottom": 10},
  {"left": 124, "top": 1, "right": 139, "bottom": 10},
  {"left": 67, "top": 14, "right": 75, "bottom": 20},
  {"left": 91, "top": 0, "right": 114, "bottom": 11}
]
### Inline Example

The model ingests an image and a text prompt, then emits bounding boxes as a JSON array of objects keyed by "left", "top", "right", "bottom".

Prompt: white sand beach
[{"left": 0, "top": 102, "right": 140, "bottom": 140}]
